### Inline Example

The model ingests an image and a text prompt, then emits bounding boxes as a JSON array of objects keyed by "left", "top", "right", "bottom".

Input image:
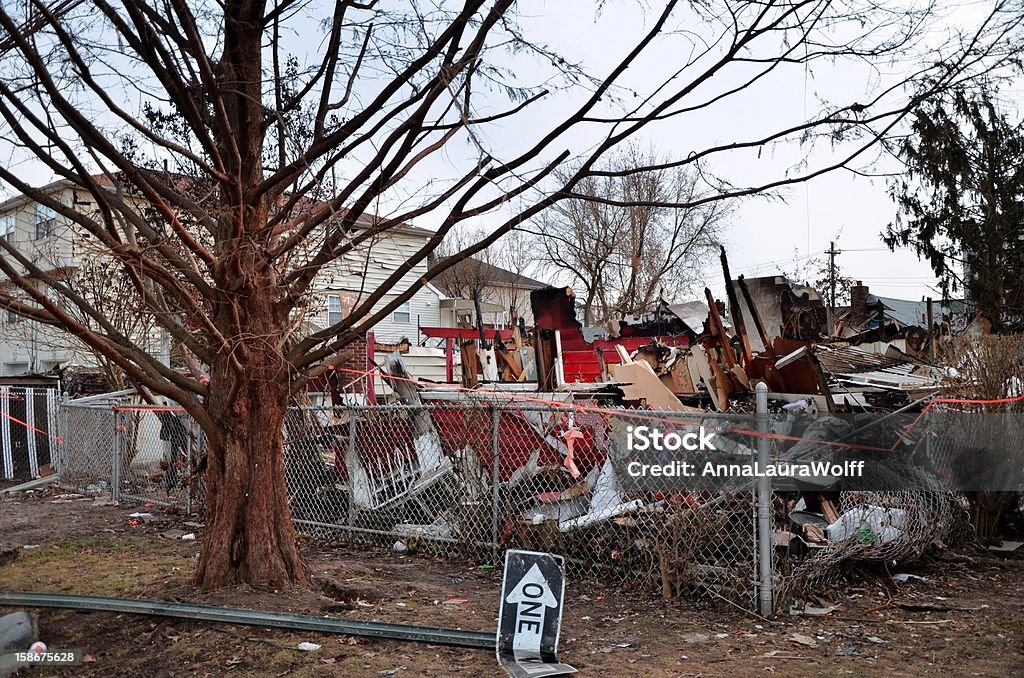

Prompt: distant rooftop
[
  {"left": 875, "top": 295, "right": 968, "bottom": 327},
  {"left": 430, "top": 257, "right": 547, "bottom": 290}
]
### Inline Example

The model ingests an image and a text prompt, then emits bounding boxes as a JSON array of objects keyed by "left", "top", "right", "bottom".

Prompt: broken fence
[{"left": 53, "top": 396, "right": 990, "bottom": 611}]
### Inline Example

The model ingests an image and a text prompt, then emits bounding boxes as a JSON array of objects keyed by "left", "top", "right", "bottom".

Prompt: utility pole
[{"left": 825, "top": 240, "right": 841, "bottom": 309}]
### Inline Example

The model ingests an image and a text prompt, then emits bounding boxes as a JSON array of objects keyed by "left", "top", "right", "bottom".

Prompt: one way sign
[{"left": 496, "top": 550, "right": 577, "bottom": 678}]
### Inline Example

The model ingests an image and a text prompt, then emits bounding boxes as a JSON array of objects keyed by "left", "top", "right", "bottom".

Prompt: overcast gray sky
[{"left": 2, "top": 0, "right": 1013, "bottom": 305}]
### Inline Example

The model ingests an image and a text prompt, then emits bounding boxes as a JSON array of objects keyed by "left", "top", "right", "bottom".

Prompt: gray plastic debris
[
  {"left": 826, "top": 505, "right": 908, "bottom": 543},
  {"left": 788, "top": 633, "right": 818, "bottom": 647},
  {"left": 0, "top": 611, "right": 38, "bottom": 650},
  {"left": 892, "top": 573, "right": 927, "bottom": 583},
  {"left": 681, "top": 633, "right": 710, "bottom": 643}
]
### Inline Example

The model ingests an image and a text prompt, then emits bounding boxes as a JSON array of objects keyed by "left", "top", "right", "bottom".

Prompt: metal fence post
[
  {"left": 490, "top": 405, "right": 501, "bottom": 565},
  {"left": 185, "top": 416, "right": 194, "bottom": 515},
  {"left": 347, "top": 405, "right": 358, "bottom": 531},
  {"left": 755, "top": 382, "right": 773, "bottom": 616},
  {"left": 111, "top": 408, "right": 122, "bottom": 503}
]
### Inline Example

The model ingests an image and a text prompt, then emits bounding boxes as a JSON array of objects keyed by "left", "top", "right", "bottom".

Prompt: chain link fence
[
  {"left": 54, "top": 393, "right": 1012, "bottom": 611},
  {"left": 59, "top": 395, "right": 202, "bottom": 512}
]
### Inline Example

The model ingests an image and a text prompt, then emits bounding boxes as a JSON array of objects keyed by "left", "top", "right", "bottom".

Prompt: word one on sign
[{"left": 496, "top": 549, "right": 576, "bottom": 678}]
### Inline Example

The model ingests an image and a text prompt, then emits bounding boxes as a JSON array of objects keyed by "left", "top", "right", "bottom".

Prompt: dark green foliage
[{"left": 886, "top": 88, "right": 1024, "bottom": 329}]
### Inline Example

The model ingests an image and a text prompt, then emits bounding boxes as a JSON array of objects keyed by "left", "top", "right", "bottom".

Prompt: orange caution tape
[{"left": 1, "top": 412, "right": 64, "bottom": 444}]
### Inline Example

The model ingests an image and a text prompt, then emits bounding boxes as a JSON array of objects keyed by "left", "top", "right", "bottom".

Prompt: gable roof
[
  {"left": 875, "top": 295, "right": 968, "bottom": 327},
  {"left": 429, "top": 257, "right": 546, "bottom": 290}
]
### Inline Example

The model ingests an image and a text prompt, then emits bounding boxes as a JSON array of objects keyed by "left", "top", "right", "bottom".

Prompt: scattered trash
[
  {"left": 21, "top": 545, "right": 40, "bottom": 550},
  {"left": 826, "top": 505, "right": 908, "bottom": 544},
  {"left": 836, "top": 645, "right": 861, "bottom": 657},
  {"left": 181, "top": 533, "right": 197, "bottom": 542},
  {"left": 788, "top": 603, "right": 837, "bottom": 616},
  {"left": 392, "top": 540, "right": 408, "bottom": 553},
  {"left": 865, "top": 636, "right": 885, "bottom": 644},
  {"left": 0, "top": 611, "right": 38, "bottom": 650},
  {"left": 804, "top": 604, "right": 837, "bottom": 616},
  {"left": 158, "top": 530, "right": 187, "bottom": 540},
  {"left": 986, "top": 540, "right": 1023, "bottom": 553},
  {"left": 681, "top": 633, "right": 710, "bottom": 644},
  {"left": 892, "top": 573, "right": 927, "bottom": 583},
  {"left": 128, "top": 512, "right": 156, "bottom": 524},
  {"left": 296, "top": 642, "right": 321, "bottom": 652},
  {"left": 442, "top": 598, "right": 468, "bottom": 607},
  {"left": 788, "top": 633, "right": 818, "bottom": 647}
]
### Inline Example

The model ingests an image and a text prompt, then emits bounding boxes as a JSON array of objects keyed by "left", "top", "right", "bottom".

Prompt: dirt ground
[{"left": 1, "top": 486, "right": 1022, "bottom": 677}]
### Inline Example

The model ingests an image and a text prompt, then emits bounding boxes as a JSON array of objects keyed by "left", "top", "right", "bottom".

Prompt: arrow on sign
[{"left": 505, "top": 563, "right": 559, "bottom": 660}]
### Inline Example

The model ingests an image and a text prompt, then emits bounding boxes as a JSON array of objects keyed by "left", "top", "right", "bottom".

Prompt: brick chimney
[{"left": 850, "top": 281, "right": 869, "bottom": 323}]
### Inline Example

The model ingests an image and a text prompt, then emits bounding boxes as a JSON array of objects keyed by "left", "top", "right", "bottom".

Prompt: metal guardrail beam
[{"left": 0, "top": 592, "right": 495, "bottom": 649}]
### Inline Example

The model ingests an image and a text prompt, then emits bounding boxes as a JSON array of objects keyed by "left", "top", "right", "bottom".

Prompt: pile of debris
[{"left": 293, "top": 249, "right": 973, "bottom": 603}]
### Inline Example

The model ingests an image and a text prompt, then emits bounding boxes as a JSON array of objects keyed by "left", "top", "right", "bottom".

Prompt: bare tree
[
  {"left": 434, "top": 227, "right": 538, "bottom": 328},
  {"left": 0, "top": 1, "right": 1019, "bottom": 589},
  {"left": 494, "top": 228, "right": 537, "bottom": 324},
  {"left": 536, "top": 147, "right": 728, "bottom": 323}
]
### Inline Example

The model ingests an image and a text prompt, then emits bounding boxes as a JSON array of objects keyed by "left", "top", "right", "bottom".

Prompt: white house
[{"left": 0, "top": 179, "right": 445, "bottom": 376}]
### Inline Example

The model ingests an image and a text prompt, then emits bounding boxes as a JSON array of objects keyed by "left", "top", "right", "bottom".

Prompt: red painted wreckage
[
  {"left": 300, "top": 276, "right": 945, "bottom": 546},
  {"left": 315, "top": 286, "right": 709, "bottom": 488}
]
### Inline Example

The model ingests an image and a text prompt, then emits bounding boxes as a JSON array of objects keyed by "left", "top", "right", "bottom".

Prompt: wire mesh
[
  {"left": 282, "top": 402, "right": 764, "bottom": 604},
  {"left": 114, "top": 407, "right": 202, "bottom": 511},
  {"left": 58, "top": 402, "right": 114, "bottom": 496},
  {"left": 55, "top": 394, "right": 1015, "bottom": 611}
]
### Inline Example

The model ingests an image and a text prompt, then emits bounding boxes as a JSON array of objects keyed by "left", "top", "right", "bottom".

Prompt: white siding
[
  {"left": 1, "top": 185, "right": 447, "bottom": 371},
  {"left": 310, "top": 226, "right": 442, "bottom": 343},
  {"left": 0, "top": 187, "right": 84, "bottom": 371}
]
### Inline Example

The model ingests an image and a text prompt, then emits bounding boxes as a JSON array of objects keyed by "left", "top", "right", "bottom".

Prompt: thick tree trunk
[
  {"left": 189, "top": 3, "right": 308, "bottom": 590},
  {"left": 194, "top": 375, "right": 307, "bottom": 590}
]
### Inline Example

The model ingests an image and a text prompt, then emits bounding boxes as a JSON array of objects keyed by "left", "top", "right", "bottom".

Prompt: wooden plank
[
  {"left": 689, "top": 344, "right": 721, "bottom": 411},
  {"left": 460, "top": 340, "right": 479, "bottom": 388},
  {"left": 704, "top": 287, "right": 737, "bottom": 367},
  {"left": 720, "top": 248, "right": 755, "bottom": 364},
  {"left": 611, "top": 362, "right": 701, "bottom": 412},
  {"left": 819, "top": 498, "right": 840, "bottom": 524},
  {"left": 738, "top": 275, "right": 775, "bottom": 357}
]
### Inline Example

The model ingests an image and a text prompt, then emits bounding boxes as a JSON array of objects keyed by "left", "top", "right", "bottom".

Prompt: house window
[
  {"left": 326, "top": 295, "right": 343, "bottom": 327},
  {"left": 35, "top": 204, "right": 57, "bottom": 240},
  {"left": 5, "top": 310, "right": 21, "bottom": 324},
  {"left": 0, "top": 214, "right": 13, "bottom": 243},
  {"left": 392, "top": 300, "right": 411, "bottom": 324}
]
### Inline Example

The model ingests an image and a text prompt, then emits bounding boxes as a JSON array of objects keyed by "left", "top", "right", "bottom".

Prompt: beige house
[
  {"left": 429, "top": 256, "right": 546, "bottom": 328},
  {"left": 0, "top": 179, "right": 445, "bottom": 376}
]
